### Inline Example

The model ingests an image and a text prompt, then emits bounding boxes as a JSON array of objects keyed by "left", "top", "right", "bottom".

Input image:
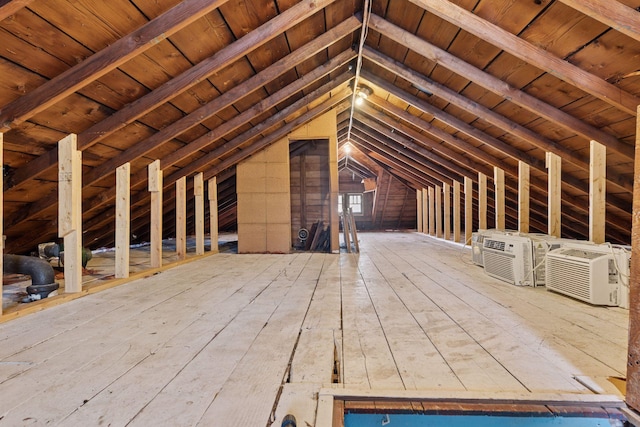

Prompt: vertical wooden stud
[
  {"left": 478, "top": 172, "right": 487, "bottom": 230},
  {"left": 453, "top": 181, "right": 461, "bottom": 243},
  {"left": 546, "top": 152, "right": 562, "bottom": 238},
  {"left": 443, "top": 183, "right": 451, "bottom": 240},
  {"left": 176, "top": 176, "right": 187, "bottom": 260},
  {"left": 58, "top": 134, "right": 82, "bottom": 293},
  {"left": 416, "top": 189, "right": 423, "bottom": 233},
  {"left": 493, "top": 166, "right": 505, "bottom": 230},
  {"left": 194, "top": 172, "right": 205, "bottom": 255},
  {"left": 626, "top": 104, "right": 640, "bottom": 412},
  {"left": 589, "top": 140, "right": 606, "bottom": 244},
  {"left": 464, "top": 177, "right": 472, "bottom": 245},
  {"left": 422, "top": 188, "right": 428, "bottom": 234},
  {"left": 435, "top": 185, "right": 442, "bottom": 238},
  {"left": 115, "top": 163, "right": 130, "bottom": 279},
  {"left": 149, "top": 160, "right": 163, "bottom": 268},
  {"left": 428, "top": 187, "right": 435, "bottom": 236},
  {"left": 518, "top": 161, "right": 530, "bottom": 233},
  {"left": 0, "top": 134, "right": 3, "bottom": 313},
  {"left": 208, "top": 177, "right": 219, "bottom": 254}
]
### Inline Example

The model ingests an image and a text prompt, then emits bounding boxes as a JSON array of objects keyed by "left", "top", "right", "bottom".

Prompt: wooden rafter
[
  {"left": 405, "top": 0, "right": 640, "bottom": 115},
  {"left": 558, "top": 0, "right": 640, "bottom": 43},
  {"left": 368, "top": 14, "right": 634, "bottom": 160}
]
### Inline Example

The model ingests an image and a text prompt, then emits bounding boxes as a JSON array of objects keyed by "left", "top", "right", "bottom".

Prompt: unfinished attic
[{"left": 1, "top": 0, "right": 640, "bottom": 425}]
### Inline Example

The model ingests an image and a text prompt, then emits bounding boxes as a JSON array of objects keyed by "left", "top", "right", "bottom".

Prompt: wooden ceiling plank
[
  {"left": 557, "top": 0, "right": 640, "bottom": 43},
  {"left": 362, "top": 70, "right": 544, "bottom": 170},
  {"left": 354, "top": 112, "right": 477, "bottom": 180},
  {"left": 365, "top": 93, "right": 632, "bottom": 223},
  {"left": 352, "top": 125, "right": 458, "bottom": 184},
  {"left": 82, "top": 40, "right": 357, "bottom": 189},
  {"left": 363, "top": 46, "right": 600, "bottom": 178},
  {"left": 0, "top": 0, "right": 230, "bottom": 131},
  {"left": 368, "top": 14, "right": 634, "bottom": 160},
  {"left": 5, "top": 0, "right": 339, "bottom": 192},
  {"left": 405, "top": 0, "right": 640, "bottom": 115},
  {"left": 4, "top": 68, "right": 355, "bottom": 235},
  {"left": 0, "top": 0, "right": 34, "bottom": 23}
]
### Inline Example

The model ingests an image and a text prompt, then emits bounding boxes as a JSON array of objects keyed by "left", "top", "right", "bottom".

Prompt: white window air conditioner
[
  {"left": 545, "top": 242, "right": 630, "bottom": 308},
  {"left": 525, "top": 234, "right": 572, "bottom": 287},
  {"left": 472, "top": 229, "right": 518, "bottom": 267},
  {"left": 482, "top": 233, "right": 535, "bottom": 286}
]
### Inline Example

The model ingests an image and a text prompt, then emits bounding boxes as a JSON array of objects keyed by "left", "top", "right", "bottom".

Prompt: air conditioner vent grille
[
  {"left": 483, "top": 251, "right": 514, "bottom": 283},
  {"left": 546, "top": 257, "right": 592, "bottom": 302}
]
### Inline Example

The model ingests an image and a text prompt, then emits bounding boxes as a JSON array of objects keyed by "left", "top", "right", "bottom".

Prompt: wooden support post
[
  {"left": 115, "top": 163, "right": 130, "bottom": 279},
  {"left": 443, "top": 183, "right": 451, "bottom": 240},
  {"left": 349, "top": 207, "right": 359, "bottom": 253},
  {"left": 0, "top": 134, "right": 3, "bottom": 314},
  {"left": 421, "top": 188, "right": 428, "bottom": 234},
  {"left": 208, "top": 177, "right": 219, "bottom": 253},
  {"left": 149, "top": 160, "right": 163, "bottom": 268},
  {"left": 176, "top": 176, "right": 187, "bottom": 260},
  {"left": 546, "top": 152, "right": 562, "bottom": 238},
  {"left": 478, "top": 172, "right": 487, "bottom": 230},
  {"left": 416, "top": 189, "right": 423, "bottom": 232},
  {"left": 453, "top": 181, "right": 461, "bottom": 243},
  {"left": 627, "top": 104, "right": 640, "bottom": 412},
  {"left": 194, "top": 172, "right": 205, "bottom": 255},
  {"left": 428, "top": 187, "right": 435, "bottom": 236},
  {"left": 518, "top": 161, "right": 530, "bottom": 233},
  {"left": 464, "top": 177, "right": 472, "bottom": 244},
  {"left": 589, "top": 140, "right": 606, "bottom": 244},
  {"left": 58, "top": 134, "right": 82, "bottom": 293},
  {"left": 435, "top": 185, "right": 442, "bottom": 238},
  {"left": 494, "top": 166, "right": 505, "bottom": 230}
]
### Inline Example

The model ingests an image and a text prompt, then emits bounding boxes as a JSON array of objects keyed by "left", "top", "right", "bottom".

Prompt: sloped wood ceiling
[{"left": 0, "top": 0, "right": 638, "bottom": 253}]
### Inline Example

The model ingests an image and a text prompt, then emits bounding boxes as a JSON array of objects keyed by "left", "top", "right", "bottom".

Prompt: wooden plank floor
[{"left": 0, "top": 232, "right": 628, "bottom": 426}]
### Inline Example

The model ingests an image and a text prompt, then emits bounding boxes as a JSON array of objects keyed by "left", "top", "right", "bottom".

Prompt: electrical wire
[{"left": 346, "top": 0, "right": 372, "bottom": 144}]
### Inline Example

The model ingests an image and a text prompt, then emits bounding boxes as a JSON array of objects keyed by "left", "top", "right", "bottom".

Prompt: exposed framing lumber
[
  {"left": 194, "top": 172, "right": 205, "bottom": 256},
  {"left": 78, "top": 35, "right": 358, "bottom": 191},
  {"left": 518, "top": 161, "right": 530, "bottom": 234},
  {"left": 208, "top": 176, "right": 218, "bottom": 254},
  {"left": 7, "top": 0, "right": 344, "bottom": 191},
  {"left": 546, "top": 152, "right": 562, "bottom": 238},
  {"left": 368, "top": 14, "right": 633, "bottom": 160},
  {"left": 478, "top": 172, "right": 487, "bottom": 230},
  {"left": 453, "top": 181, "right": 460, "bottom": 243},
  {"left": 464, "top": 176, "right": 472, "bottom": 244},
  {"left": 54, "top": 88, "right": 352, "bottom": 253},
  {"left": 627, "top": 104, "right": 640, "bottom": 412},
  {"left": 115, "top": 163, "right": 130, "bottom": 279},
  {"left": 58, "top": 134, "right": 82, "bottom": 293},
  {"left": 4, "top": 62, "right": 355, "bottom": 240},
  {"left": 360, "top": 93, "right": 632, "bottom": 236},
  {"left": 0, "top": 0, "right": 33, "bottom": 21},
  {"left": 362, "top": 73, "right": 631, "bottom": 218},
  {"left": 148, "top": 160, "right": 163, "bottom": 268},
  {"left": 404, "top": 0, "right": 640, "bottom": 116},
  {"left": 0, "top": 0, "right": 231, "bottom": 131},
  {"left": 435, "top": 185, "right": 443, "bottom": 238},
  {"left": 176, "top": 176, "right": 187, "bottom": 260},
  {"left": 416, "top": 189, "right": 423, "bottom": 233},
  {"left": 589, "top": 141, "right": 606, "bottom": 244},
  {"left": 443, "top": 182, "right": 451, "bottom": 241},
  {"left": 558, "top": 0, "right": 640, "bottom": 43},
  {"left": 428, "top": 187, "right": 435, "bottom": 236},
  {"left": 422, "top": 188, "right": 428, "bottom": 234},
  {"left": 494, "top": 167, "right": 505, "bottom": 230}
]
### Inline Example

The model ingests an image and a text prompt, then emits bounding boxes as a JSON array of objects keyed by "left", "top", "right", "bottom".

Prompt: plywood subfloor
[{"left": 0, "top": 232, "right": 628, "bottom": 426}]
